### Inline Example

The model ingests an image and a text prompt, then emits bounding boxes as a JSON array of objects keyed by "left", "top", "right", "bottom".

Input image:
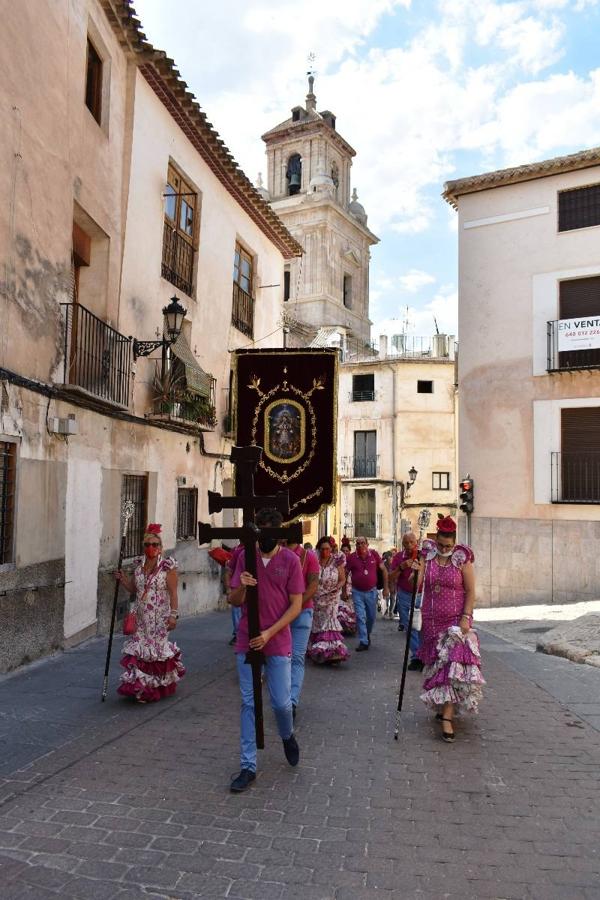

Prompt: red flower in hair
[
  {"left": 146, "top": 523, "right": 162, "bottom": 535},
  {"left": 436, "top": 516, "right": 457, "bottom": 534}
]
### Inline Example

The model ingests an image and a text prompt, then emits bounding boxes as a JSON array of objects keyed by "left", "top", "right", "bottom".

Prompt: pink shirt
[
  {"left": 346, "top": 549, "right": 382, "bottom": 591},
  {"left": 391, "top": 549, "right": 417, "bottom": 593},
  {"left": 231, "top": 547, "right": 305, "bottom": 656},
  {"left": 292, "top": 545, "right": 320, "bottom": 609},
  {"left": 226, "top": 544, "right": 244, "bottom": 574}
]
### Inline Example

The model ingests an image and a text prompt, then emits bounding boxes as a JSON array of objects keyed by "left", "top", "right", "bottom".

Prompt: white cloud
[
  {"left": 375, "top": 285, "right": 458, "bottom": 338},
  {"left": 397, "top": 269, "right": 437, "bottom": 292}
]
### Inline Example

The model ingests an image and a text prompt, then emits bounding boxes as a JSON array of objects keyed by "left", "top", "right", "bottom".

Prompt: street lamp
[
  {"left": 398, "top": 466, "right": 418, "bottom": 539},
  {"left": 132, "top": 295, "right": 187, "bottom": 360}
]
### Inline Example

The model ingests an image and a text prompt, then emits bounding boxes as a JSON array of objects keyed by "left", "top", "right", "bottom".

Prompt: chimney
[{"left": 379, "top": 334, "right": 388, "bottom": 358}]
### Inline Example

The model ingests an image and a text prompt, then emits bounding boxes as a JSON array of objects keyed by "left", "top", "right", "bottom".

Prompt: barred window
[
  {"left": 121, "top": 474, "right": 147, "bottom": 559},
  {"left": 177, "top": 488, "right": 198, "bottom": 540},
  {"left": 558, "top": 184, "right": 600, "bottom": 232},
  {"left": 0, "top": 441, "right": 17, "bottom": 565},
  {"left": 432, "top": 472, "right": 450, "bottom": 491}
]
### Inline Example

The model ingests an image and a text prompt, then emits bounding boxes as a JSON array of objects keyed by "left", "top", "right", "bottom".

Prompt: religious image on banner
[{"left": 233, "top": 349, "right": 338, "bottom": 519}]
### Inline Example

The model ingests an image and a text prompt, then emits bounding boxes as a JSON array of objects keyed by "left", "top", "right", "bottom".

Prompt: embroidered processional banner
[{"left": 233, "top": 349, "right": 338, "bottom": 519}]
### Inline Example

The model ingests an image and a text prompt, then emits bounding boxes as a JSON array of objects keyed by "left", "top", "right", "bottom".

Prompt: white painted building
[
  {"left": 0, "top": 0, "right": 300, "bottom": 671},
  {"left": 445, "top": 146, "right": 600, "bottom": 606},
  {"left": 335, "top": 335, "right": 457, "bottom": 553}
]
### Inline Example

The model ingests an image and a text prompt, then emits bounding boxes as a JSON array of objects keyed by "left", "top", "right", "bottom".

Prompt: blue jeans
[
  {"left": 236, "top": 653, "right": 293, "bottom": 773},
  {"left": 231, "top": 605, "right": 242, "bottom": 638},
  {"left": 396, "top": 588, "right": 421, "bottom": 659},
  {"left": 290, "top": 608, "right": 313, "bottom": 707},
  {"left": 352, "top": 587, "right": 377, "bottom": 645}
]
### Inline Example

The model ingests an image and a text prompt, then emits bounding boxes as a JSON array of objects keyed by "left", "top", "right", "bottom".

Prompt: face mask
[
  {"left": 144, "top": 545, "right": 160, "bottom": 559},
  {"left": 357, "top": 545, "right": 367, "bottom": 557},
  {"left": 259, "top": 537, "right": 277, "bottom": 553},
  {"left": 437, "top": 549, "right": 453, "bottom": 558}
]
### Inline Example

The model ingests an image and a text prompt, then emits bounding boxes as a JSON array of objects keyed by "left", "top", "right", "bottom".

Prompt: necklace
[{"left": 432, "top": 556, "right": 450, "bottom": 594}]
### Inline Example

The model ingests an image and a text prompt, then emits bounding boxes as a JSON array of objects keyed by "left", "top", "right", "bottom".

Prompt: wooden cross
[{"left": 198, "top": 445, "right": 302, "bottom": 749}]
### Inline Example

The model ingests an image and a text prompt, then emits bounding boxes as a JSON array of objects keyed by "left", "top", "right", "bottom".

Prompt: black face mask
[{"left": 258, "top": 536, "right": 277, "bottom": 553}]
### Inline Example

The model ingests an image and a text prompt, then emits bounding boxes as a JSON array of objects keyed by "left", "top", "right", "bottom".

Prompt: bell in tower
[{"left": 286, "top": 153, "right": 302, "bottom": 195}]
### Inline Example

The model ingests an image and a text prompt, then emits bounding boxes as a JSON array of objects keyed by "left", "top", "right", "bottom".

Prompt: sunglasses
[{"left": 143, "top": 542, "right": 161, "bottom": 548}]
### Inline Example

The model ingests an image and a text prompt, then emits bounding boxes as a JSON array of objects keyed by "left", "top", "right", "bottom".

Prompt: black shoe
[
  {"left": 355, "top": 643, "right": 369, "bottom": 652},
  {"left": 228, "top": 636, "right": 236, "bottom": 646},
  {"left": 230, "top": 769, "right": 256, "bottom": 793},
  {"left": 292, "top": 704, "right": 297, "bottom": 722},
  {"left": 398, "top": 624, "right": 404, "bottom": 632},
  {"left": 407, "top": 659, "right": 424, "bottom": 672},
  {"left": 282, "top": 733, "right": 300, "bottom": 766}
]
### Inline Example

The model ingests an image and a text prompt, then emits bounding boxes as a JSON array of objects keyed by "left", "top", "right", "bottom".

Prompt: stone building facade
[
  {"left": 260, "top": 78, "right": 379, "bottom": 348},
  {"left": 0, "top": 0, "right": 300, "bottom": 671},
  {"left": 445, "top": 147, "right": 600, "bottom": 606}
]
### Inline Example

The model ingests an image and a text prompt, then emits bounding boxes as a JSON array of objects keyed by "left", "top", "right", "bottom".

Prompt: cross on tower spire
[{"left": 306, "top": 52, "right": 317, "bottom": 111}]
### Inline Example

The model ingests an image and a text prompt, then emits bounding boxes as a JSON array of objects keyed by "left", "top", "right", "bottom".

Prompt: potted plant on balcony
[{"left": 151, "top": 366, "right": 186, "bottom": 417}]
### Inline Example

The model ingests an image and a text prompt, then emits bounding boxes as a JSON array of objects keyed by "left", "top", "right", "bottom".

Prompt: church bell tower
[{"left": 259, "top": 76, "right": 379, "bottom": 348}]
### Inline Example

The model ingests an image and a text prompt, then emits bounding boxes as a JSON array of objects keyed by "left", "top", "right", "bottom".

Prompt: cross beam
[{"left": 198, "top": 445, "right": 302, "bottom": 749}]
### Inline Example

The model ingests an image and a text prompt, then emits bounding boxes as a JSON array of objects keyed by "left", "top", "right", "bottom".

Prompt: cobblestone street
[{"left": 1, "top": 612, "right": 599, "bottom": 900}]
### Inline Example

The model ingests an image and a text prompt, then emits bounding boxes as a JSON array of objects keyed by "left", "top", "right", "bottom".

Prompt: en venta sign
[{"left": 557, "top": 318, "right": 600, "bottom": 352}]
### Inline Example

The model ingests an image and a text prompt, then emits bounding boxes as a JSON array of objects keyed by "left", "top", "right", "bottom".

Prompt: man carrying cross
[{"left": 228, "top": 506, "right": 304, "bottom": 793}]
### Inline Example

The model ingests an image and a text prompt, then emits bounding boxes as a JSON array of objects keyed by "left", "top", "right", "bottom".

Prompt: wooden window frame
[
  {"left": 432, "top": 471, "right": 450, "bottom": 491},
  {"left": 162, "top": 162, "right": 198, "bottom": 297},
  {"left": 233, "top": 241, "right": 254, "bottom": 295},
  {"left": 0, "top": 439, "right": 17, "bottom": 568},
  {"left": 85, "top": 38, "right": 103, "bottom": 124}
]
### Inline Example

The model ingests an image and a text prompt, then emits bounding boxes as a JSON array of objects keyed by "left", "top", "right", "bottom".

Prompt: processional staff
[
  {"left": 198, "top": 445, "right": 302, "bottom": 749},
  {"left": 102, "top": 499, "right": 135, "bottom": 701}
]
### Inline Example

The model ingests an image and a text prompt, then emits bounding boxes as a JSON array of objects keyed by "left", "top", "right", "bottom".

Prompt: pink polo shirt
[
  {"left": 391, "top": 549, "right": 417, "bottom": 593},
  {"left": 231, "top": 547, "right": 304, "bottom": 656},
  {"left": 346, "top": 549, "right": 382, "bottom": 591},
  {"left": 292, "top": 545, "right": 320, "bottom": 609},
  {"left": 226, "top": 544, "right": 244, "bottom": 574}
]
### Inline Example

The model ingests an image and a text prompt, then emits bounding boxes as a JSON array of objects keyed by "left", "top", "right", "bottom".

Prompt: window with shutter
[
  {"left": 558, "top": 276, "right": 600, "bottom": 370},
  {"left": 354, "top": 430, "right": 377, "bottom": 477},
  {"left": 352, "top": 373, "right": 374, "bottom": 401},
  {"left": 558, "top": 184, "right": 600, "bottom": 232},
  {"left": 560, "top": 407, "right": 600, "bottom": 502}
]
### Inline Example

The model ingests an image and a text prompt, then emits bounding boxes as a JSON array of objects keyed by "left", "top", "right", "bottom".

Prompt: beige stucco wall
[
  {"left": 456, "top": 163, "right": 600, "bottom": 604},
  {"left": 336, "top": 356, "right": 457, "bottom": 552}
]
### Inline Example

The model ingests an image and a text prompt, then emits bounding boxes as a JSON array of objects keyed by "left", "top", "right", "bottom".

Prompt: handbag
[
  {"left": 122, "top": 610, "right": 136, "bottom": 635},
  {"left": 412, "top": 606, "right": 422, "bottom": 631}
]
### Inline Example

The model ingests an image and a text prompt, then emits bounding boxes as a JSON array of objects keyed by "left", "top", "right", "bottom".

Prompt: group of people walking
[{"left": 114, "top": 512, "right": 484, "bottom": 786}]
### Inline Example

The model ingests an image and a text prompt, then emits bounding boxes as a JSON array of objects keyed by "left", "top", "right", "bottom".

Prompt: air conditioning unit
[{"left": 49, "top": 415, "right": 78, "bottom": 435}]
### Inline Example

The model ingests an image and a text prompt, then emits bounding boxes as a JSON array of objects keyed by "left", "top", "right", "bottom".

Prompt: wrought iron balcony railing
[
  {"left": 149, "top": 385, "right": 217, "bottom": 431},
  {"left": 551, "top": 451, "right": 600, "bottom": 503},
  {"left": 339, "top": 456, "right": 380, "bottom": 478},
  {"left": 162, "top": 223, "right": 194, "bottom": 296},
  {"left": 547, "top": 320, "right": 600, "bottom": 372},
  {"left": 61, "top": 302, "right": 131, "bottom": 407},
  {"left": 350, "top": 389, "right": 375, "bottom": 402},
  {"left": 232, "top": 283, "right": 254, "bottom": 337}
]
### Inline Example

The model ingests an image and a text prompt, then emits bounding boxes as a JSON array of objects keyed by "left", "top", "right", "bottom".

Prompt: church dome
[{"left": 349, "top": 188, "right": 368, "bottom": 225}]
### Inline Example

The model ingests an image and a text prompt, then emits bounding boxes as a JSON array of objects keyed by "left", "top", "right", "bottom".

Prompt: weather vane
[{"left": 307, "top": 51, "right": 316, "bottom": 77}]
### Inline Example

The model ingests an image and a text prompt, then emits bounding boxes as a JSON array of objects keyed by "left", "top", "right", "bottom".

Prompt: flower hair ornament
[{"left": 146, "top": 523, "right": 162, "bottom": 535}]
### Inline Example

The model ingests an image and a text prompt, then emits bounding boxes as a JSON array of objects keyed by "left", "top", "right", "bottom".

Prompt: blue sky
[{"left": 135, "top": 0, "right": 600, "bottom": 338}]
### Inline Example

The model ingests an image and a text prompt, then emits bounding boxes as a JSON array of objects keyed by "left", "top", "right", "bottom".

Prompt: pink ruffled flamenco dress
[
  {"left": 307, "top": 557, "right": 350, "bottom": 664},
  {"left": 417, "top": 542, "right": 484, "bottom": 714},
  {"left": 118, "top": 556, "right": 185, "bottom": 702}
]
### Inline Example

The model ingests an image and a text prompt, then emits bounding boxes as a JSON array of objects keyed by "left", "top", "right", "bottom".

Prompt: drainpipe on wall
[{"left": 381, "top": 336, "right": 398, "bottom": 548}]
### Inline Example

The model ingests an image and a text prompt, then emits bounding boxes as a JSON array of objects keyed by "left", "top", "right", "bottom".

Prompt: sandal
[{"left": 441, "top": 717, "right": 455, "bottom": 742}]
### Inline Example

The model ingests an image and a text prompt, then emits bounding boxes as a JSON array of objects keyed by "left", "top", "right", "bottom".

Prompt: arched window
[{"left": 286, "top": 154, "right": 302, "bottom": 195}]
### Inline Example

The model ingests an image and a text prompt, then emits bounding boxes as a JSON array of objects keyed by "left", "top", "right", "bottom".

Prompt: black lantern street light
[
  {"left": 396, "top": 465, "right": 418, "bottom": 545},
  {"left": 132, "top": 296, "right": 187, "bottom": 360}
]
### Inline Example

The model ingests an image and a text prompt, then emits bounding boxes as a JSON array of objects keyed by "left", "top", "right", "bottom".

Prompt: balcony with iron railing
[
  {"left": 547, "top": 320, "right": 600, "bottom": 372},
  {"left": 60, "top": 302, "right": 131, "bottom": 407},
  {"left": 232, "top": 283, "right": 254, "bottom": 337},
  {"left": 342, "top": 513, "right": 383, "bottom": 540},
  {"left": 349, "top": 389, "right": 376, "bottom": 402},
  {"left": 339, "top": 456, "right": 380, "bottom": 479},
  {"left": 162, "top": 223, "right": 194, "bottom": 296},
  {"left": 148, "top": 380, "right": 217, "bottom": 432},
  {"left": 551, "top": 451, "right": 600, "bottom": 503}
]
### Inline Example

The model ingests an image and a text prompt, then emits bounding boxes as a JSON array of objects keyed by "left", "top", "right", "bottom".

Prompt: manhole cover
[{"left": 521, "top": 626, "right": 553, "bottom": 634}]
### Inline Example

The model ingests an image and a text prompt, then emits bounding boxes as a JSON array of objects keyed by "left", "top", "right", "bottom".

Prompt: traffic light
[{"left": 459, "top": 476, "right": 474, "bottom": 514}]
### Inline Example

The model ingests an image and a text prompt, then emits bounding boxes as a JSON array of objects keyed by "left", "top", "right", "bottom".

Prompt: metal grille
[
  {"left": 61, "top": 302, "right": 131, "bottom": 406},
  {"left": 121, "top": 475, "right": 147, "bottom": 558},
  {"left": 162, "top": 222, "right": 194, "bottom": 296},
  {"left": 231, "top": 283, "right": 254, "bottom": 337},
  {"left": 551, "top": 452, "right": 600, "bottom": 503},
  {"left": 177, "top": 488, "right": 198, "bottom": 540},
  {"left": 547, "top": 320, "right": 600, "bottom": 371},
  {"left": 558, "top": 184, "right": 600, "bottom": 232},
  {"left": 0, "top": 442, "right": 16, "bottom": 565}
]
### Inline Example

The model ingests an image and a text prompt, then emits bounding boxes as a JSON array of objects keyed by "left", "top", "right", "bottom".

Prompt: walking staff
[
  {"left": 394, "top": 545, "right": 419, "bottom": 739},
  {"left": 102, "top": 499, "right": 135, "bottom": 701}
]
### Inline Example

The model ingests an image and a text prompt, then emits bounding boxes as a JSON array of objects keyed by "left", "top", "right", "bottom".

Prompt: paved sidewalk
[{"left": 1, "top": 611, "right": 599, "bottom": 899}]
